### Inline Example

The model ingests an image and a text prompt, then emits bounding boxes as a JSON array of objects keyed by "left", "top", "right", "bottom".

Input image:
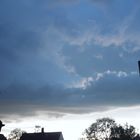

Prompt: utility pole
[{"left": 138, "top": 61, "right": 140, "bottom": 76}]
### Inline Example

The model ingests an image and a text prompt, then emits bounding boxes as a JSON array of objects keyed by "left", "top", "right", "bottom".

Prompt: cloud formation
[
  {"left": 0, "top": 0, "right": 140, "bottom": 120},
  {"left": 0, "top": 71, "right": 140, "bottom": 120}
]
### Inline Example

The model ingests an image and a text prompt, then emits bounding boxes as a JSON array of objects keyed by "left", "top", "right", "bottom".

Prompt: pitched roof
[{"left": 20, "top": 132, "right": 63, "bottom": 140}]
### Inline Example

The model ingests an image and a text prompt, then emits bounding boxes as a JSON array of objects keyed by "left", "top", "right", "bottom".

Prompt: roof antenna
[{"left": 35, "top": 125, "right": 41, "bottom": 133}]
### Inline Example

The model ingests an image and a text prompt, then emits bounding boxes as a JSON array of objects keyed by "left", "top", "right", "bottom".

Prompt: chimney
[{"left": 41, "top": 128, "right": 44, "bottom": 133}]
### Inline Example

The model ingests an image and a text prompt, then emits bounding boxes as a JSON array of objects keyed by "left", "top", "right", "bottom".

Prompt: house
[{"left": 20, "top": 128, "right": 64, "bottom": 140}]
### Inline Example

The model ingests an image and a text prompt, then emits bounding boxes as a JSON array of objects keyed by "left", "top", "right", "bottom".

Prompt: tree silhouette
[
  {"left": 84, "top": 118, "right": 116, "bottom": 140},
  {"left": 83, "top": 118, "right": 138, "bottom": 140},
  {"left": 110, "top": 124, "right": 136, "bottom": 140},
  {"left": 8, "top": 128, "right": 26, "bottom": 140},
  {"left": 0, "top": 120, "right": 7, "bottom": 140}
]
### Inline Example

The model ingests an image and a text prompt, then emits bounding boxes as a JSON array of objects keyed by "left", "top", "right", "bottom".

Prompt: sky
[{"left": 0, "top": 0, "right": 140, "bottom": 140}]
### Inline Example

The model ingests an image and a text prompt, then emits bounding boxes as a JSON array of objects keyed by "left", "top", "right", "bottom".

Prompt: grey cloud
[
  {"left": 0, "top": 72, "right": 140, "bottom": 120},
  {"left": 0, "top": 0, "right": 140, "bottom": 120},
  {"left": 0, "top": 0, "right": 77, "bottom": 88},
  {"left": 62, "top": 42, "right": 139, "bottom": 77}
]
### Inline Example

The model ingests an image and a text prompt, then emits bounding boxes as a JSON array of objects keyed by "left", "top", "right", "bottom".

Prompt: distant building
[{"left": 20, "top": 128, "right": 64, "bottom": 140}]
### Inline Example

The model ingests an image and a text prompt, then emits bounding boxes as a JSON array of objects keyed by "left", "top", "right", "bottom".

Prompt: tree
[
  {"left": 8, "top": 128, "right": 26, "bottom": 140},
  {"left": 83, "top": 118, "right": 138, "bottom": 140},
  {"left": 84, "top": 118, "right": 116, "bottom": 140},
  {"left": 110, "top": 123, "right": 136, "bottom": 140}
]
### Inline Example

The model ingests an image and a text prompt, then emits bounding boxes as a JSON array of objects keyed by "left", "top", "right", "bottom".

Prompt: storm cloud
[{"left": 0, "top": 0, "right": 140, "bottom": 120}]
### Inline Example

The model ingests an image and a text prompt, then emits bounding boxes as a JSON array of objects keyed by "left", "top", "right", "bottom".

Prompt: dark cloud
[
  {"left": 0, "top": 0, "right": 140, "bottom": 120},
  {"left": 0, "top": 72, "right": 140, "bottom": 120}
]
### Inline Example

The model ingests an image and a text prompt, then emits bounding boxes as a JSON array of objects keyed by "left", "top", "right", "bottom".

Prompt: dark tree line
[{"left": 82, "top": 118, "right": 139, "bottom": 140}]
